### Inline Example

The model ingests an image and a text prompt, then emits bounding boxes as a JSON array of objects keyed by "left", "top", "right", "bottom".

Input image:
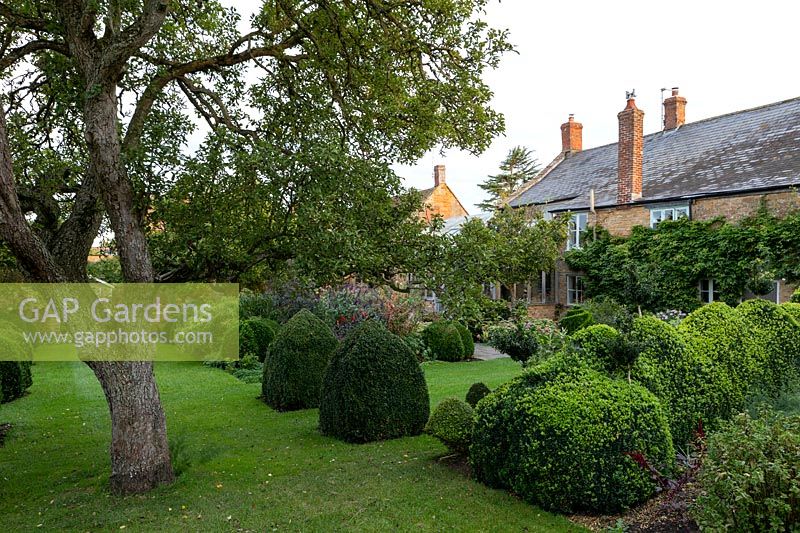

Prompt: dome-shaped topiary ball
[
  {"left": 319, "top": 320, "right": 430, "bottom": 443},
  {"left": 571, "top": 324, "right": 620, "bottom": 371},
  {"left": 471, "top": 361, "right": 674, "bottom": 514},
  {"left": 465, "top": 382, "right": 491, "bottom": 407},
  {"left": 453, "top": 322, "right": 474, "bottom": 358},
  {"left": 262, "top": 309, "right": 337, "bottom": 411},
  {"left": 426, "top": 398, "right": 474, "bottom": 454},
  {"left": 422, "top": 321, "right": 465, "bottom": 361},
  {"left": 240, "top": 317, "right": 279, "bottom": 362}
]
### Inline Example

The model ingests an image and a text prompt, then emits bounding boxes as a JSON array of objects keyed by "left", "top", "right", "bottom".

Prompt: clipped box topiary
[
  {"left": 319, "top": 320, "right": 430, "bottom": 443},
  {"left": 425, "top": 398, "right": 474, "bottom": 454},
  {"left": 465, "top": 382, "right": 491, "bottom": 407},
  {"left": 570, "top": 324, "right": 620, "bottom": 372},
  {"left": 780, "top": 302, "right": 800, "bottom": 323},
  {"left": 240, "top": 316, "right": 279, "bottom": 362},
  {"left": 453, "top": 322, "right": 474, "bottom": 358},
  {"left": 262, "top": 309, "right": 337, "bottom": 411},
  {"left": 422, "top": 321, "right": 465, "bottom": 361},
  {"left": 471, "top": 359, "right": 674, "bottom": 514},
  {"left": 559, "top": 307, "right": 594, "bottom": 335}
]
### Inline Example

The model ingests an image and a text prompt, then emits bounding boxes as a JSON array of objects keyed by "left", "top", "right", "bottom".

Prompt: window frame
[
  {"left": 567, "top": 275, "right": 585, "bottom": 305},
  {"left": 699, "top": 278, "right": 720, "bottom": 304},
  {"left": 650, "top": 205, "right": 690, "bottom": 228},
  {"left": 566, "top": 212, "right": 589, "bottom": 250}
]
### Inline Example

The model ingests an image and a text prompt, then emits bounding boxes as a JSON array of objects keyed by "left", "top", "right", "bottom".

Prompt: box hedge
[
  {"left": 780, "top": 302, "right": 800, "bottom": 323},
  {"left": 425, "top": 398, "right": 474, "bottom": 454},
  {"left": 570, "top": 324, "right": 621, "bottom": 372},
  {"left": 422, "top": 321, "right": 465, "bottom": 361},
  {"left": 558, "top": 307, "right": 594, "bottom": 335},
  {"left": 240, "top": 317, "right": 279, "bottom": 362},
  {"left": 453, "top": 322, "right": 474, "bottom": 358},
  {"left": 319, "top": 320, "right": 429, "bottom": 443},
  {"left": 471, "top": 358, "right": 673, "bottom": 514},
  {"left": 465, "top": 382, "right": 491, "bottom": 407},
  {"left": 262, "top": 310, "right": 337, "bottom": 411}
]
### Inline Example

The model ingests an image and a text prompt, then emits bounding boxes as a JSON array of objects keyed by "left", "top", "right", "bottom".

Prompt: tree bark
[{"left": 88, "top": 361, "right": 174, "bottom": 494}]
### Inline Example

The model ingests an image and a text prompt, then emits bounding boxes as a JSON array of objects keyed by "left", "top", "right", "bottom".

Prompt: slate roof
[{"left": 509, "top": 96, "right": 800, "bottom": 211}]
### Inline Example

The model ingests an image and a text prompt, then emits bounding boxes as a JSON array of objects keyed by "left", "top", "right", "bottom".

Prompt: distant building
[
  {"left": 415, "top": 165, "right": 469, "bottom": 221},
  {"left": 507, "top": 90, "right": 800, "bottom": 318}
]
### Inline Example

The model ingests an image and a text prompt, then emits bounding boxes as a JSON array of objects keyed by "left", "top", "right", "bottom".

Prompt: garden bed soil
[{"left": 569, "top": 481, "right": 700, "bottom": 532}]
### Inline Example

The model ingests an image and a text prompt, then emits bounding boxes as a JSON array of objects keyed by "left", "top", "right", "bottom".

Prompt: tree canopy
[{"left": 477, "top": 145, "right": 539, "bottom": 210}]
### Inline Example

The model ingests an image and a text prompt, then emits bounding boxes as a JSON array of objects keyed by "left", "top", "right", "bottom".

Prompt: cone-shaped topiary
[
  {"left": 319, "top": 320, "right": 430, "bottom": 443},
  {"left": 466, "top": 382, "right": 491, "bottom": 407},
  {"left": 426, "top": 398, "right": 474, "bottom": 454},
  {"left": 454, "top": 322, "right": 474, "bottom": 358},
  {"left": 262, "top": 309, "right": 337, "bottom": 411},
  {"left": 422, "top": 321, "right": 465, "bottom": 361}
]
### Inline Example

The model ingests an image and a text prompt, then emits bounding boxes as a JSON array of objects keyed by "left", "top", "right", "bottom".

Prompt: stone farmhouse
[
  {"left": 415, "top": 164, "right": 469, "bottom": 222},
  {"left": 506, "top": 90, "right": 800, "bottom": 319}
]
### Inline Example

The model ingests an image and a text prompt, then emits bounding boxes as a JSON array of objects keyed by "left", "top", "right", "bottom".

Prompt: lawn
[{"left": 0, "top": 359, "right": 581, "bottom": 532}]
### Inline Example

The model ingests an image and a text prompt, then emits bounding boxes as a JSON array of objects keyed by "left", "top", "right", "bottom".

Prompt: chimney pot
[
  {"left": 663, "top": 88, "right": 687, "bottom": 130},
  {"left": 560, "top": 115, "right": 583, "bottom": 153},
  {"left": 434, "top": 164, "right": 446, "bottom": 186},
  {"left": 617, "top": 97, "right": 644, "bottom": 204}
]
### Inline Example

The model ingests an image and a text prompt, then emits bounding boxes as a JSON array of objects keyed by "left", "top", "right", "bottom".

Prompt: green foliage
[
  {"left": 240, "top": 317, "right": 278, "bottom": 362},
  {"left": 579, "top": 297, "right": 634, "bottom": 332},
  {"left": 466, "top": 382, "right": 491, "bottom": 407},
  {"left": 781, "top": 302, "right": 800, "bottom": 323},
  {"left": 570, "top": 324, "right": 620, "bottom": 372},
  {"left": 87, "top": 258, "right": 123, "bottom": 283},
  {"left": 0, "top": 334, "right": 32, "bottom": 403},
  {"left": 262, "top": 310, "right": 337, "bottom": 411},
  {"left": 486, "top": 318, "right": 565, "bottom": 364},
  {"left": 425, "top": 398, "right": 474, "bottom": 454},
  {"left": 559, "top": 307, "right": 594, "bottom": 335},
  {"left": 470, "top": 362, "right": 674, "bottom": 513},
  {"left": 791, "top": 288, "right": 800, "bottom": 303},
  {"left": 420, "top": 208, "right": 566, "bottom": 328},
  {"left": 693, "top": 412, "right": 800, "bottom": 532},
  {"left": 630, "top": 316, "right": 736, "bottom": 446},
  {"left": 565, "top": 211, "right": 800, "bottom": 312},
  {"left": 422, "top": 321, "right": 465, "bottom": 362},
  {"left": 319, "top": 321, "right": 430, "bottom": 443},
  {"left": 478, "top": 146, "right": 540, "bottom": 210},
  {"left": 453, "top": 322, "right": 474, "bottom": 358},
  {"left": 735, "top": 299, "right": 800, "bottom": 397}
]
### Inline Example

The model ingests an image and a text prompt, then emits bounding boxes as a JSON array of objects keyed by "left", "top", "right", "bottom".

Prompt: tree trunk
[
  {"left": 81, "top": 86, "right": 174, "bottom": 494},
  {"left": 89, "top": 361, "right": 174, "bottom": 494}
]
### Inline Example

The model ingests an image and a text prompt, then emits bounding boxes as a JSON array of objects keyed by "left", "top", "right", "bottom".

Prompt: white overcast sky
[{"left": 226, "top": 0, "right": 800, "bottom": 213}]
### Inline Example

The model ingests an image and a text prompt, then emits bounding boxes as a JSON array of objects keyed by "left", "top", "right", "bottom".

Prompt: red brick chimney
[
  {"left": 560, "top": 114, "right": 583, "bottom": 153},
  {"left": 617, "top": 94, "right": 644, "bottom": 204},
  {"left": 663, "top": 87, "right": 687, "bottom": 130},
  {"left": 434, "top": 164, "right": 446, "bottom": 187}
]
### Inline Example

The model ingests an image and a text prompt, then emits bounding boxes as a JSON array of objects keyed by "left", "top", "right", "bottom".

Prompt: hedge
[
  {"left": 262, "top": 309, "right": 337, "bottom": 411},
  {"left": 735, "top": 299, "right": 800, "bottom": 397},
  {"left": 422, "top": 321, "right": 465, "bottom": 361},
  {"left": 465, "top": 382, "right": 491, "bottom": 407},
  {"left": 453, "top": 322, "right": 474, "bottom": 358},
  {"left": 570, "top": 324, "right": 620, "bottom": 372},
  {"left": 558, "top": 307, "right": 594, "bottom": 335},
  {"left": 781, "top": 302, "right": 800, "bottom": 323},
  {"left": 471, "top": 359, "right": 673, "bottom": 514},
  {"left": 319, "top": 321, "right": 429, "bottom": 443},
  {"left": 425, "top": 398, "right": 474, "bottom": 454},
  {"left": 240, "top": 317, "right": 279, "bottom": 362}
]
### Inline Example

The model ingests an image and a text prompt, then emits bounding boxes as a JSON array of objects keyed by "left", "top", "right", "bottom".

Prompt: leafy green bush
[
  {"left": 558, "top": 307, "right": 594, "bottom": 334},
  {"left": 791, "top": 287, "right": 800, "bottom": 303},
  {"left": 454, "top": 322, "right": 474, "bottom": 357},
  {"left": 571, "top": 324, "right": 620, "bottom": 372},
  {"left": 0, "top": 335, "right": 32, "bottom": 403},
  {"left": 470, "top": 361, "right": 674, "bottom": 514},
  {"left": 781, "top": 302, "right": 800, "bottom": 323},
  {"left": 319, "top": 321, "right": 430, "bottom": 443},
  {"left": 465, "top": 382, "right": 491, "bottom": 407},
  {"left": 401, "top": 330, "right": 432, "bottom": 362},
  {"left": 425, "top": 398, "right": 474, "bottom": 454},
  {"left": 262, "top": 310, "right": 337, "bottom": 411},
  {"left": 630, "top": 315, "right": 736, "bottom": 446},
  {"left": 422, "top": 321, "right": 465, "bottom": 362},
  {"left": 240, "top": 317, "right": 279, "bottom": 362},
  {"left": 486, "top": 318, "right": 565, "bottom": 364},
  {"left": 87, "top": 257, "right": 123, "bottom": 283},
  {"left": 735, "top": 299, "right": 800, "bottom": 397},
  {"left": 693, "top": 412, "right": 800, "bottom": 532},
  {"left": 580, "top": 296, "right": 634, "bottom": 332},
  {"left": 678, "top": 302, "right": 759, "bottom": 407}
]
